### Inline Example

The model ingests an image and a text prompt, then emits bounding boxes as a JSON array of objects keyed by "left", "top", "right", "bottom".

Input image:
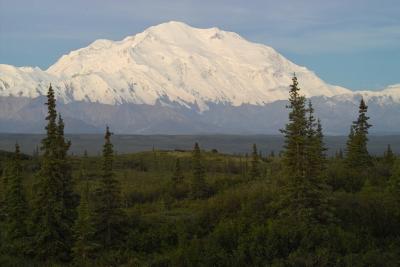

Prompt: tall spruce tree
[
  {"left": 94, "top": 127, "right": 125, "bottom": 248},
  {"left": 280, "top": 75, "right": 308, "bottom": 178},
  {"left": 2, "top": 144, "right": 29, "bottom": 256},
  {"left": 346, "top": 98, "right": 372, "bottom": 168},
  {"left": 32, "top": 84, "right": 75, "bottom": 261},
  {"left": 280, "top": 76, "right": 333, "bottom": 224},
  {"left": 191, "top": 143, "right": 207, "bottom": 199},
  {"left": 249, "top": 144, "right": 260, "bottom": 179}
]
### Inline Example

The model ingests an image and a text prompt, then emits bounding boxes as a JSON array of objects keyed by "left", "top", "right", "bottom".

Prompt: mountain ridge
[{"left": 1, "top": 21, "right": 399, "bottom": 134}]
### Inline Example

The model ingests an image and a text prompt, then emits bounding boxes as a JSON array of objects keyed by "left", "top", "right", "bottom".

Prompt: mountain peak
[
  {"left": 147, "top": 21, "right": 220, "bottom": 33},
  {"left": 138, "top": 21, "right": 229, "bottom": 47},
  {"left": 144, "top": 21, "right": 201, "bottom": 36},
  {"left": 151, "top": 20, "right": 192, "bottom": 29}
]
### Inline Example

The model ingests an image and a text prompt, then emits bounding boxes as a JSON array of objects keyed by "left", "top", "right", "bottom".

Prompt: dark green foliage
[
  {"left": 345, "top": 98, "right": 372, "bottom": 192},
  {"left": 316, "top": 120, "right": 327, "bottom": 166},
  {"left": 0, "top": 162, "right": 8, "bottom": 217},
  {"left": 279, "top": 173, "right": 334, "bottom": 225},
  {"left": 305, "top": 101, "right": 327, "bottom": 179},
  {"left": 249, "top": 144, "right": 260, "bottom": 179},
  {"left": 72, "top": 181, "right": 98, "bottom": 266},
  {"left": 1, "top": 144, "right": 29, "bottom": 257},
  {"left": 57, "top": 115, "right": 79, "bottom": 251},
  {"left": 336, "top": 149, "right": 344, "bottom": 159},
  {"left": 0, "top": 141, "right": 399, "bottom": 266},
  {"left": 346, "top": 98, "right": 372, "bottom": 169},
  {"left": 269, "top": 150, "right": 275, "bottom": 158},
  {"left": 388, "top": 159, "right": 400, "bottom": 216},
  {"left": 31, "top": 85, "right": 76, "bottom": 261},
  {"left": 280, "top": 77, "right": 333, "bottom": 225},
  {"left": 191, "top": 142, "right": 208, "bottom": 199},
  {"left": 172, "top": 158, "right": 184, "bottom": 185},
  {"left": 384, "top": 144, "right": 396, "bottom": 166},
  {"left": 169, "top": 158, "right": 187, "bottom": 199},
  {"left": 93, "top": 127, "right": 126, "bottom": 249},
  {"left": 390, "top": 159, "right": 400, "bottom": 187},
  {"left": 280, "top": 75, "right": 308, "bottom": 178}
]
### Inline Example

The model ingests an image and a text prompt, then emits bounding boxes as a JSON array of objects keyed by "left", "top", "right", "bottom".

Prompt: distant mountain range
[{"left": 0, "top": 21, "right": 399, "bottom": 134}]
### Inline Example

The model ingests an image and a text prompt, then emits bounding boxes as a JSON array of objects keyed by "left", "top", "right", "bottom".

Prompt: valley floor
[{"left": 1, "top": 133, "right": 400, "bottom": 156}]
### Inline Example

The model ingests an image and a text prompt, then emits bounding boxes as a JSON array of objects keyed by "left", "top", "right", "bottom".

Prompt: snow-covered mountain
[
  {"left": 0, "top": 21, "right": 399, "bottom": 134},
  {"left": 1, "top": 21, "right": 351, "bottom": 110}
]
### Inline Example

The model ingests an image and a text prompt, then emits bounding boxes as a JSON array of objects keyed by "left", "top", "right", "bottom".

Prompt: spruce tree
[
  {"left": 78, "top": 150, "right": 89, "bottom": 181},
  {"left": 57, "top": 115, "right": 78, "bottom": 252},
  {"left": 0, "top": 162, "right": 9, "bottom": 219},
  {"left": 346, "top": 125, "right": 356, "bottom": 158},
  {"left": 337, "top": 149, "right": 344, "bottom": 159},
  {"left": 249, "top": 144, "right": 260, "bottom": 179},
  {"left": 346, "top": 98, "right": 372, "bottom": 168},
  {"left": 315, "top": 119, "right": 327, "bottom": 170},
  {"left": 191, "top": 143, "right": 207, "bottom": 199},
  {"left": 2, "top": 144, "right": 29, "bottom": 256},
  {"left": 304, "top": 100, "right": 317, "bottom": 178},
  {"left": 304, "top": 102, "right": 327, "bottom": 179},
  {"left": 170, "top": 158, "right": 185, "bottom": 198},
  {"left": 280, "top": 75, "right": 308, "bottom": 178},
  {"left": 345, "top": 98, "right": 372, "bottom": 191},
  {"left": 172, "top": 158, "right": 184, "bottom": 185},
  {"left": 270, "top": 150, "right": 275, "bottom": 158},
  {"left": 388, "top": 159, "right": 400, "bottom": 217},
  {"left": 384, "top": 144, "right": 395, "bottom": 166},
  {"left": 0, "top": 163, "right": 8, "bottom": 255},
  {"left": 72, "top": 181, "right": 98, "bottom": 265},
  {"left": 32, "top": 84, "right": 74, "bottom": 261},
  {"left": 94, "top": 127, "right": 125, "bottom": 248},
  {"left": 280, "top": 76, "right": 333, "bottom": 224}
]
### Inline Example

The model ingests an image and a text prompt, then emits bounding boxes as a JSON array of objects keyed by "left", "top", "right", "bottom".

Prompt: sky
[{"left": 0, "top": 0, "right": 399, "bottom": 90}]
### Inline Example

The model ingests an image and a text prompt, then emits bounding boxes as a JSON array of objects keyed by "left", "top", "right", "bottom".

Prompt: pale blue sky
[{"left": 0, "top": 0, "right": 399, "bottom": 90}]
